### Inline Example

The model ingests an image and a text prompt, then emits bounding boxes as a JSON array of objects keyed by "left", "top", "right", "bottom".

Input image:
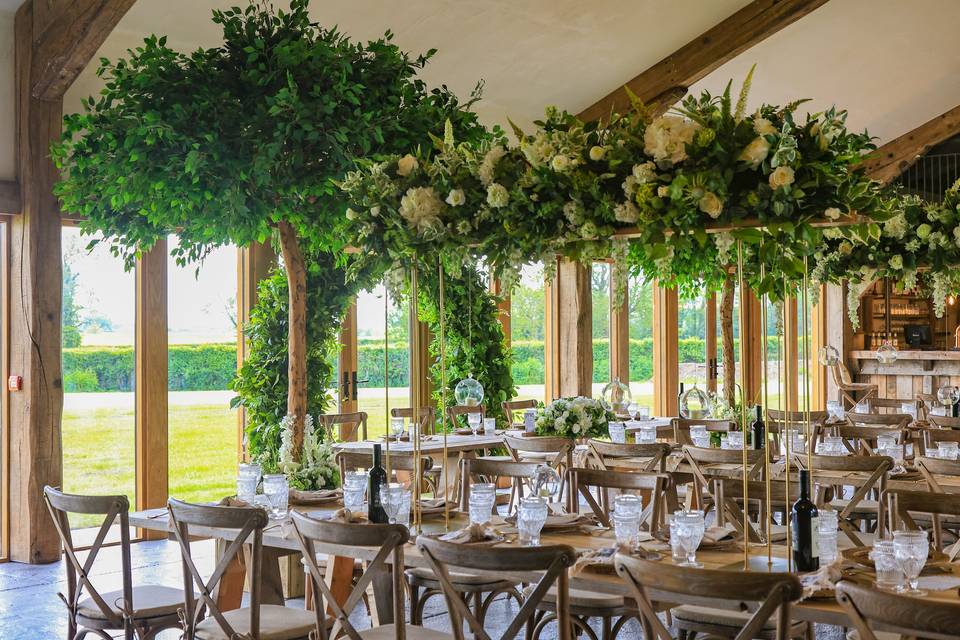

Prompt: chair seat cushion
[
  {"left": 542, "top": 587, "right": 624, "bottom": 609},
  {"left": 361, "top": 623, "right": 455, "bottom": 639},
  {"left": 673, "top": 605, "right": 804, "bottom": 631},
  {"left": 194, "top": 604, "right": 316, "bottom": 640},
  {"left": 406, "top": 567, "right": 516, "bottom": 587},
  {"left": 77, "top": 584, "right": 184, "bottom": 620}
]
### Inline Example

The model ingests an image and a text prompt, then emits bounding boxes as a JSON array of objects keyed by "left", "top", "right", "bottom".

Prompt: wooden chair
[
  {"left": 884, "top": 489, "right": 960, "bottom": 560},
  {"left": 793, "top": 454, "right": 892, "bottom": 546},
  {"left": 501, "top": 398, "right": 538, "bottom": 429},
  {"left": 43, "top": 487, "right": 184, "bottom": 640},
  {"left": 503, "top": 435, "right": 575, "bottom": 509},
  {"left": 568, "top": 466, "right": 677, "bottom": 537},
  {"left": 417, "top": 536, "right": 578, "bottom": 640},
  {"left": 585, "top": 440, "right": 671, "bottom": 473},
  {"left": 168, "top": 499, "right": 316, "bottom": 640},
  {"left": 710, "top": 478, "right": 801, "bottom": 544},
  {"left": 391, "top": 406, "right": 436, "bottom": 433},
  {"left": 615, "top": 554, "right": 806, "bottom": 640},
  {"left": 318, "top": 411, "right": 368, "bottom": 442},
  {"left": 829, "top": 361, "right": 877, "bottom": 410},
  {"left": 288, "top": 512, "right": 437, "bottom": 640},
  {"left": 842, "top": 410, "right": 916, "bottom": 455},
  {"left": 337, "top": 450, "right": 433, "bottom": 491},
  {"left": 915, "top": 392, "right": 941, "bottom": 421},
  {"left": 446, "top": 404, "right": 484, "bottom": 430},
  {"left": 831, "top": 422, "right": 909, "bottom": 457},
  {"left": 672, "top": 418, "right": 734, "bottom": 446},
  {"left": 836, "top": 579, "right": 960, "bottom": 640},
  {"left": 766, "top": 410, "right": 827, "bottom": 454},
  {"left": 927, "top": 413, "right": 960, "bottom": 429},
  {"left": 681, "top": 445, "right": 765, "bottom": 535}
]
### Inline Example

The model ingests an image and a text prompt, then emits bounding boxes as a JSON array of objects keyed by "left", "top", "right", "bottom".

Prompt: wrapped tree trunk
[
  {"left": 720, "top": 272, "right": 736, "bottom": 406},
  {"left": 277, "top": 220, "right": 307, "bottom": 458}
]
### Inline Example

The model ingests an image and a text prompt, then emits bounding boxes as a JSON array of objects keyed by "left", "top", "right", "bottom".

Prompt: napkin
[
  {"left": 289, "top": 488, "right": 340, "bottom": 505},
  {"left": 218, "top": 496, "right": 253, "bottom": 507},
  {"left": 799, "top": 560, "right": 843, "bottom": 601},
  {"left": 329, "top": 508, "right": 367, "bottom": 523},
  {"left": 438, "top": 522, "right": 501, "bottom": 544},
  {"left": 701, "top": 524, "right": 738, "bottom": 544}
]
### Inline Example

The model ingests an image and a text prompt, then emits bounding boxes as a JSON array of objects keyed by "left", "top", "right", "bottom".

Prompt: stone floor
[{"left": 0, "top": 539, "right": 847, "bottom": 639}]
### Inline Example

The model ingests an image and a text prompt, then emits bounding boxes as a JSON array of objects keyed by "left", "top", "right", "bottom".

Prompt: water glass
[
  {"left": 380, "top": 482, "right": 405, "bottom": 525},
  {"left": 818, "top": 509, "right": 839, "bottom": 564},
  {"left": 692, "top": 434, "right": 712, "bottom": 448},
  {"left": 893, "top": 530, "right": 929, "bottom": 596},
  {"left": 395, "top": 490, "right": 412, "bottom": 528},
  {"left": 518, "top": 497, "right": 549, "bottom": 546},
  {"left": 613, "top": 511, "right": 640, "bottom": 548},
  {"left": 608, "top": 421, "right": 626, "bottom": 444},
  {"left": 938, "top": 442, "right": 959, "bottom": 460},
  {"left": 342, "top": 471, "right": 367, "bottom": 512},
  {"left": 901, "top": 402, "right": 918, "bottom": 420},
  {"left": 871, "top": 540, "right": 903, "bottom": 591},
  {"left": 524, "top": 409, "right": 537, "bottom": 433},
  {"left": 469, "top": 483, "right": 497, "bottom": 525},
  {"left": 826, "top": 400, "right": 844, "bottom": 420},
  {"left": 237, "top": 463, "right": 261, "bottom": 503},
  {"left": 468, "top": 412, "right": 482, "bottom": 436},
  {"left": 816, "top": 436, "right": 845, "bottom": 456},
  {"left": 635, "top": 425, "right": 657, "bottom": 444},
  {"left": 262, "top": 474, "right": 289, "bottom": 519},
  {"left": 627, "top": 403, "right": 639, "bottom": 419},
  {"left": 636, "top": 406, "right": 651, "bottom": 420},
  {"left": 483, "top": 417, "right": 497, "bottom": 434},
  {"left": 689, "top": 425, "right": 708, "bottom": 440},
  {"left": 390, "top": 416, "right": 405, "bottom": 439},
  {"left": 670, "top": 510, "right": 705, "bottom": 567},
  {"left": 614, "top": 494, "right": 642, "bottom": 516}
]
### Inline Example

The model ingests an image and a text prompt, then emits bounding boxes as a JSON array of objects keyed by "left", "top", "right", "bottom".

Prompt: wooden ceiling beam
[
  {"left": 862, "top": 104, "right": 960, "bottom": 185},
  {"left": 577, "top": 0, "right": 830, "bottom": 122},
  {"left": 30, "top": 0, "right": 136, "bottom": 101},
  {"left": 0, "top": 180, "right": 21, "bottom": 214}
]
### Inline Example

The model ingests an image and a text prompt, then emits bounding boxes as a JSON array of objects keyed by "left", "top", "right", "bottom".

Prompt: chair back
[
  {"left": 832, "top": 422, "right": 908, "bottom": 456},
  {"left": 501, "top": 399, "right": 538, "bottom": 428},
  {"left": 916, "top": 455, "right": 960, "bottom": 493},
  {"left": 447, "top": 404, "right": 485, "bottom": 429},
  {"left": 766, "top": 410, "right": 827, "bottom": 452},
  {"left": 928, "top": 414, "right": 960, "bottom": 430},
  {"left": 567, "top": 466, "right": 676, "bottom": 535},
  {"left": 168, "top": 499, "right": 269, "bottom": 639},
  {"left": 337, "top": 450, "right": 432, "bottom": 490},
  {"left": 43, "top": 487, "right": 133, "bottom": 630},
  {"left": 503, "top": 435, "right": 573, "bottom": 465},
  {"left": 836, "top": 579, "right": 960, "bottom": 640},
  {"left": 710, "top": 478, "right": 801, "bottom": 542},
  {"left": 867, "top": 397, "right": 918, "bottom": 413},
  {"left": 672, "top": 418, "right": 734, "bottom": 446},
  {"left": 845, "top": 411, "right": 911, "bottom": 429},
  {"left": 391, "top": 406, "right": 436, "bottom": 435},
  {"left": 318, "top": 411, "right": 368, "bottom": 442},
  {"left": 586, "top": 439, "right": 671, "bottom": 472},
  {"left": 291, "top": 512, "right": 406, "bottom": 640},
  {"left": 915, "top": 392, "right": 940, "bottom": 420},
  {"left": 884, "top": 489, "right": 960, "bottom": 559},
  {"left": 460, "top": 457, "right": 541, "bottom": 514},
  {"left": 615, "top": 554, "right": 802, "bottom": 640},
  {"left": 830, "top": 361, "right": 853, "bottom": 385},
  {"left": 417, "top": 536, "right": 577, "bottom": 640}
]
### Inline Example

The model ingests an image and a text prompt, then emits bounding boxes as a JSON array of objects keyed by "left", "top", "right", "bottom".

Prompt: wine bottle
[
  {"left": 752, "top": 404, "right": 765, "bottom": 450},
  {"left": 367, "top": 443, "right": 388, "bottom": 523},
  {"left": 677, "top": 382, "right": 685, "bottom": 413},
  {"left": 791, "top": 469, "right": 820, "bottom": 571}
]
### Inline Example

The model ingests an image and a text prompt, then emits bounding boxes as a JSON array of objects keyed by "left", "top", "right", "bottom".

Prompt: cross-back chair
[
  {"left": 793, "top": 453, "right": 892, "bottom": 546},
  {"left": 501, "top": 399, "right": 538, "bottom": 429},
  {"left": 915, "top": 392, "right": 941, "bottom": 421},
  {"left": 615, "top": 554, "right": 805, "bottom": 640},
  {"left": 672, "top": 418, "right": 734, "bottom": 446},
  {"left": 766, "top": 410, "right": 827, "bottom": 454},
  {"left": 318, "top": 412, "right": 368, "bottom": 442},
  {"left": 923, "top": 425, "right": 960, "bottom": 455},
  {"left": 585, "top": 440, "right": 671, "bottom": 473},
  {"left": 866, "top": 396, "right": 918, "bottom": 415},
  {"left": 391, "top": 406, "right": 437, "bottom": 434},
  {"left": 681, "top": 445, "right": 765, "bottom": 528},
  {"left": 503, "top": 435, "right": 575, "bottom": 509},
  {"left": 884, "top": 488, "right": 960, "bottom": 561},
  {"left": 168, "top": 499, "right": 316, "bottom": 640},
  {"left": 337, "top": 450, "right": 434, "bottom": 493},
  {"left": 417, "top": 536, "right": 578, "bottom": 640},
  {"left": 446, "top": 404, "right": 485, "bottom": 430},
  {"left": 289, "top": 512, "right": 422, "bottom": 640},
  {"left": 44, "top": 487, "right": 184, "bottom": 640},
  {"left": 836, "top": 579, "right": 960, "bottom": 640},
  {"left": 928, "top": 413, "right": 960, "bottom": 430},
  {"left": 829, "top": 361, "right": 877, "bottom": 410},
  {"left": 567, "top": 466, "right": 677, "bottom": 537},
  {"left": 709, "top": 478, "right": 801, "bottom": 544},
  {"left": 831, "top": 422, "right": 909, "bottom": 457}
]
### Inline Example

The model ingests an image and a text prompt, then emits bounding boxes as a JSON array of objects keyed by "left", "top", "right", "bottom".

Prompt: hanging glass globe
[
  {"left": 530, "top": 464, "right": 561, "bottom": 498},
  {"left": 818, "top": 345, "right": 840, "bottom": 366},
  {"left": 601, "top": 376, "right": 632, "bottom": 415},
  {"left": 875, "top": 339, "right": 898, "bottom": 365},
  {"left": 679, "top": 384, "right": 713, "bottom": 419},
  {"left": 454, "top": 375, "right": 484, "bottom": 407}
]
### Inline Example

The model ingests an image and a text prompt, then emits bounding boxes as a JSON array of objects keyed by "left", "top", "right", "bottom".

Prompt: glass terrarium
[
  {"left": 818, "top": 345, "right": 840, "bottom": 366},
  {"left": 679, "top": 384, "right": 712, "bottom": 419},
  {"left": 601, "top": 376, "right": 632, "bottom": 415},
  {"left": 454, "top": 375, "right": 484, "bottom": 407},
  {"left": 875, "top": 339, "right": 898, "bottom": 365}
]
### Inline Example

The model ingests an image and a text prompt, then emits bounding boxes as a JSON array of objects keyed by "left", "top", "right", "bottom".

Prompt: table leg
[
  {"left": 369, "top": 561, "right": 395, "bottom": 625},
  {"left": 215, "top": 539, "right": 245, "bottom": 611},
  {"left": 322, "top": 555, "right": 356, "bottom": 615},
  {"left": 259, "top": 547, "right": 287, "bottom": 605}
]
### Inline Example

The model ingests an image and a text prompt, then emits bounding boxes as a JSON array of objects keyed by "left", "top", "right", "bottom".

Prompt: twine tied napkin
[
  {"left": 799, "top": 560, "right": 843, "bottom": 601},
  {"left": 289, "top": 488, "right": 340, "bottom": 505},
  {"left": 438, "top": 522, "right": 501, "bottom": 544},
  {"left": 329, "top": 508, "right": 367, "bottom": 523},
  {"left": 218, "top": 496, "right": 253, "bottom": 508}
]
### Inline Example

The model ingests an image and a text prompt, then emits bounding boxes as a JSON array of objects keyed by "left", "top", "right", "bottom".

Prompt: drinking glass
[
  {"left": 635, "top": 425, "right": 657, "bottom": 444},
  {"left": 395, "top": 490, "right": 412, "bottom": 528},
  {"left": 818, "top": 509, "right": 839, "bottom": 564},
  {"left": 937, "top": 385, "right": 960, "bottom": 412},
  {"left": 518, "top": 497, "right": 548, "bottom": 546},
  {"left": 901, "top": 402, "right": 918, "bottom": 420},
  {"left": 871, "top": 540, "right": 903, "bottom": 591},
  {"left": 692, "top": 434, "right": 712, "bottom": 448},
  {"left": 342, "top": 471, "right": 367, "bottom": 512},
  {"left": 483, "top": 417, "right": 497, "bottom": 434},
  {"left": 689, "top": 425, "right": 708, "bottom": 440},
  {"left": 893, "top": 530, "right": 929, "bottom": 596},
  {"left": 380, "top": 482, "right": 405, "bottom": 525},
  {"left": 636, "top": 406, "right": 651, "bottom": 420},
  {"left": 390, "top": 416, "right": 405, "bottom": 440},
  {"left": 726, "top": 432, "right": 744, "bottom": 449},
  {"left": 468, "top": 412, "right": 482, "bottom": 437},
  {"left": 262, "top": 474, "right": 289, "bottom": 519},
  {"left": 608, "top": 421, "right": 626, "bottom": 444},
  {"left": 670, "top": 510, "right": 705, "bottom": 567},
  {"left": 524, "top": 409, "right": 538, "bottom": 433},
  {"left": 877, "top": 434, "right": 898, "bottom": 452},
  {"left": 613, "top": 511, "right": 640, "bottom": 548},
  {"left": 614, "top": 494, "right": 642, "bottom": 516},
  {"left": 939, "top": 442, "right": 959, "bottom": 460},
  {"left": 819, "top": 436, "right": 845, "bottom": 456},
  {"left": 826, "top": 400, "right": 844, "bottom": 421},
  {"left": 237, "top": 463, "right": 261, "bottom": 503},
  {"left": 468, "top": 482, "right": 497, "bottom": 525},
  {"left": 627, "top": 403, "right": 639, "bottom": 419}
]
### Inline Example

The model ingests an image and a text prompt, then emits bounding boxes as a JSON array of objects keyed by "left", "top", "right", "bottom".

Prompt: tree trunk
[
  {"left": 278, "top": 220, "right": 307, "bottom": 459},
  {"left": 720, "top": 273, "right": 736, "bottom": 406}
]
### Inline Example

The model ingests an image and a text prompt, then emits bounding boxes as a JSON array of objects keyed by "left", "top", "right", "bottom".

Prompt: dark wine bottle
[
  {"left": 367, "top": 443, "right": 388, "bottom": 523},
  {"left": 791, "top": 469, "right": 820, "bottom": 571},
  {"left": 677, "top": 382, "right": 685, "bottom": 412},
  {"left": 752, "top": 404, "right": 765, "bottom": 450}
]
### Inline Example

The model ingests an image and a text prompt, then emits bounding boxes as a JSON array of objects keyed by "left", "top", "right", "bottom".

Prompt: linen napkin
[
  {"left": 329, "top": 507, "right": 367, "bottom": 523},
  {"left": 218, "top": 496, "right": 252, "bottom": 507},
  {"left": 438, "top": 522, "right": 501, "bottom": 544},
  {"left": 289, "top": 488, "right": 340, "bottom": 505},
  {"left": 701, "top": 524, "right": 738, "bottom": 545},
  {"left": 799, "top": 560, "right": 843, "bottom": 601}
]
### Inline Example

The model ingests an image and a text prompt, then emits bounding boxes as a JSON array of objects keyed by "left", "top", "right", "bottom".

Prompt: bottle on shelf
[
  {"left": 367, "top": 443, "right": 389, "bottom": 523},
  {"left": 752, "top": 404, "right": 765, "bottom": 450},
  {"left": 791, "top": 469, "right": 820, "bottom": 572},
  {"left": 677, "top": 382, "right": 684, "bottom": 413}
]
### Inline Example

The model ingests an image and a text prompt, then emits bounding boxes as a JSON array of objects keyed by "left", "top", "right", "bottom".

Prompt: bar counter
[{"left": 850, "top": 349, "right": 960, "bottom": 397}]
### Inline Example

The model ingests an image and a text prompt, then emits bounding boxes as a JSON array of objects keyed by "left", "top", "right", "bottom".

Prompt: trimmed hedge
[{"left": 63, "top": 344, "right": 236, "bottom": 392}]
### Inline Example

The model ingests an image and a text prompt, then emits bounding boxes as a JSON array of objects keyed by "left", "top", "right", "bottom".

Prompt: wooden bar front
[{"left": 850, "top": 349, "right": 960, "bottom": 398}]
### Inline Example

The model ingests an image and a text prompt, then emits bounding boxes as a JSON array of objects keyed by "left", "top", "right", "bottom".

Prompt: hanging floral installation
[{"left": 341, "top": 73, "right": 887, "bottom": 301}]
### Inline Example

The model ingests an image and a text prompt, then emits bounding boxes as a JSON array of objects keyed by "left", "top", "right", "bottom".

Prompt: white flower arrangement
[
  {"left": 277, "top": 414, "right": 340, "bottom": 490},
  {"left": 535, "top": 396, "right": 614, "bottom": 439}
]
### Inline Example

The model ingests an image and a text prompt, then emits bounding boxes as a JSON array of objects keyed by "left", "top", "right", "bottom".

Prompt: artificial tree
[{"left": 53, "top": 0, "right": 485, "bottom": 457}]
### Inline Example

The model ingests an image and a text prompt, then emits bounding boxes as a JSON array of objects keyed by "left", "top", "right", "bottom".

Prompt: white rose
[
  {"left": 698, "top": 191, "right": 723, "bottom": 219},
  {"left": 643, "top": 115, "right": 698, "bottom": 165},
  {"left": 754, "top": 117, "right": 777, "bottom": 136},
  {"left": 768, "top": 166, "right": 795, "bottom": 190},
  {"left": 399, "top": 186, "right": 444, "bottom": 232},
  {"left": 738, "top": 136, "right": 770, "bottom": 169},
  {"left": 370, "top": 205, "right": 380, "bottom": 217},
  {"left": 589, "top": 145, "right": 606, "bottom": 161},
  {"left": 657, "top": 185, "right": 670, "bottom": 198},
  {"left": 632, "top": 161, "right": 657, "bottom": 184},
  {"left": 614, "top": 201, "right": 640, "bottom": 223},
  {"left": 345, "top": 207, "right": 358, "bottom": 221},
  {"left": 551, "top": 154, "right": 573, "bottom": 172},
  {"left": 396, "top": 154, "right": 418, "bottom": 177},
  {"left": 824, "top": 207, "right": 842, "bottom": 220},
  {"left": 622, "top": 175, "right": 638, "bottom": 198},
  {"left": 445, "top": 189, "right": 465, "bottom": 206},
  {"left": 486, "top": 183, "right": 510, "bottom": 208}
]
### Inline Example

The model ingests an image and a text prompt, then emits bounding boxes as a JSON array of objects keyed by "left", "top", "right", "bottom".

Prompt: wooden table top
[{"left": 334, "top": 432, "right": 507, "bottom": 454}]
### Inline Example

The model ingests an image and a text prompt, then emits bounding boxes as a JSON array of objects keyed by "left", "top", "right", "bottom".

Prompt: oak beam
[
  {"left": 652, "top": 283, "right": 679, "bottom": 417},
  {"left": 577, "top": 0, "right": 829, "bottom": 122},
  {"left": 810, "top": 284, "right": 827, "bottom": 410},
  {"left": 551, "top": 259, "right": 593, "bottom": 398},
  {"left": 609, "top": 279, "right": 630, "bottom": 385},
  {"left": 30, "top": 0, "right": 136, "bottom": 101},
  {"left": 0, "top": 181, "right": 21, "bottom": 214},
  {"left": 862, "top": 104, "right": 960, "bottom": 185}
]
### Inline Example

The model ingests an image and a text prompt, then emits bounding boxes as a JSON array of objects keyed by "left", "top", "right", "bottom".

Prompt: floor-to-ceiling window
[
  {"left": 628, "top": 275, "right": 654, "bottom": 408},
  {"left": 167, "top": 239, "right": 238, "bottom": 503},
  {"left": 60, "top": 226, "right": 136, "bottom": 536},
  {"left": 591, "top": 263, "right": 611, "bottom": 396},
  {"left": 679, "top": 293, "right": 709, "bottom": 390},
  {"left": 511, "top": 264, "right": 547, "bottom": 402}
]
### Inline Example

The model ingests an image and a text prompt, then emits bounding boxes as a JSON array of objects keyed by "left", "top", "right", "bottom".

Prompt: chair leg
[{"left": 409, "top": 582, "right": 422, "bottom": 625}]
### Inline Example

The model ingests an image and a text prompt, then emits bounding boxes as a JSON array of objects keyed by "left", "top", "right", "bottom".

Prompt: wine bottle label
[{"left": 811, "top": 517, "right": 819, "bottom": 558}]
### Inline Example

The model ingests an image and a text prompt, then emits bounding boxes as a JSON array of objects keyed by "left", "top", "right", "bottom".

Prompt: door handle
[{"left": 350, "top": 371, "right": 370, "bottom": 401}]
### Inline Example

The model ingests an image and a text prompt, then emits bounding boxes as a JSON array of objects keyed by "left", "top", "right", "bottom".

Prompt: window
[
  {"left": 627, "top": 275, "right": 654, "bottom": 408},
  {"left": 60, "top": 226, "right": 136, "bottom": 537},
  {"left": 678, "top": 293, "right": 709, "bottom": 389},
  {"left": 591, "top": 263, "right": 611, "bottom": 396},
  {"left": 167, "top": 240, "right": 238, "bottom": 503},
  {"left": 510, "top": 263, "right": 547, "bottom": 402}
]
